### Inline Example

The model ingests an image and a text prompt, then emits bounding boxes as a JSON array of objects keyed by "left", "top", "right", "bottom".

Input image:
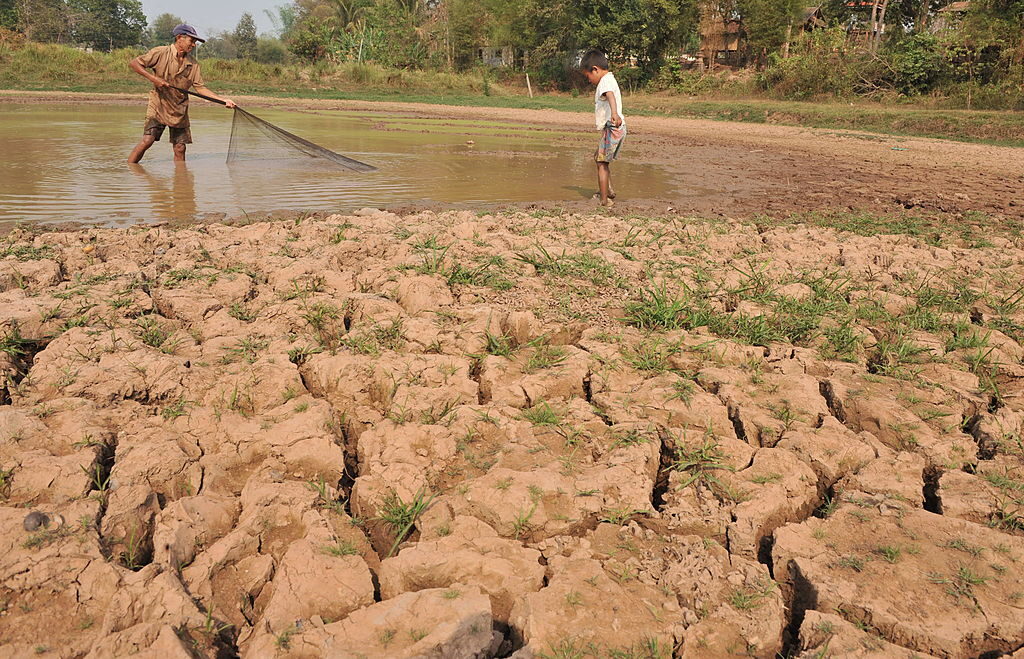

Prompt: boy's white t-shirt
[{"left": 594, "top": 72, "right": 625, "bottom": 130}]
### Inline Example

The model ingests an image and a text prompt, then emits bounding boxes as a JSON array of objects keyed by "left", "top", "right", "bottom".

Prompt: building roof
[
  {"left": 938, "top": 1, "right": 971, "bottom": 12},
  {"left": 802, "top": 6, "right": 826, "bottom": 27}
]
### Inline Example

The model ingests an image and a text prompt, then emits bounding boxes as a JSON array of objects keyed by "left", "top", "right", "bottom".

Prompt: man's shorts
[
  {"left": 143, "top": 118, "right": 192, "bottom": 145},
  {"left": 595, "top": 122, "right": 626, "bottom": 163}
]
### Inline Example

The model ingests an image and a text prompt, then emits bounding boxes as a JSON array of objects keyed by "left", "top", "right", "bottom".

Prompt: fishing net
[{"left": 226, "top": 107, "right": 376, "bottom": 172}]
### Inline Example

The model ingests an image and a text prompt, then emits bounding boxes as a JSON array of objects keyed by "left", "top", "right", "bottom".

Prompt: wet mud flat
[{"left": 1, "top": 207, "right": 1024, "bottom": 657}]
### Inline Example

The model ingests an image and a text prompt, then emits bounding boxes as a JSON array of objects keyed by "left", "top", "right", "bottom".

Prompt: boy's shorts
[
  {"left": 143, "top": 118, "right": 192, "bottom": 145},
  {"left": 595, "top": 122, "right": 626, "bottom": 163}
]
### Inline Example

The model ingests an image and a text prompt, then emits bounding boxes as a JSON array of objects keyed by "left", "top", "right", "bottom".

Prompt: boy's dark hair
[{"left": 580, "top": 50, "right": 609, "bottom": 71}]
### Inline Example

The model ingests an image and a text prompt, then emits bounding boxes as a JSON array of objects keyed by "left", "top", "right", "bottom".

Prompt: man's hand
[
  {"left": 611, "top": 114, "right": 623, "bottom": 128},
  {"left": 224, "top": 99, "right": 237, "bottom": 109},
  {"left": 152, "top": 77, "right": 171, "bottom": 90}
]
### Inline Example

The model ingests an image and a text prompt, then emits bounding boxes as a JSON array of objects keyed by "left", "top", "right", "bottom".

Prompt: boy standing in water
[{"left": 580, "top": 50, "right": 625, "bottom": 208}]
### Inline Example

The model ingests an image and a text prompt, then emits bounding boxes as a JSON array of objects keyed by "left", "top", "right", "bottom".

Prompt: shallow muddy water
[{"left": 0, "top": 103, "right": 676, "bottom": 226}]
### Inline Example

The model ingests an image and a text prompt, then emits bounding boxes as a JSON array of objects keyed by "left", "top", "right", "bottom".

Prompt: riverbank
[{"left": 2, "top": 42, "right": 1023, "bottom": 146}]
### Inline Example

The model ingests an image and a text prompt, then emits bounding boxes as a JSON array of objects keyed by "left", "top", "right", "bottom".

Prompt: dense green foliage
[
  {"left": 0, "top": 0, "right": 17, "bottom": 30},
  {"left": 12, "top": 0, "right": 144, "bottom": 49},
  {"left": 737, "top": 0, "right": 801, "bottom": 64},
  {"left": 0, "top": 0, "right": 1021, "bottom": 108}
]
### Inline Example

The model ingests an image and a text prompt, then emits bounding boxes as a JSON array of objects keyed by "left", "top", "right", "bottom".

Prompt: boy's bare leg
[
  {"left": 597, "top": 162, "right": 614, "bottom": 206},
  {"left": 127, "top": 135, "right": 156, "bottom": 164},
  {"left": 173, "top": 143, "right": 187, "bottom": 162},
  {"left": 592, "top": 150, "right": 616, "bottom": 200}
]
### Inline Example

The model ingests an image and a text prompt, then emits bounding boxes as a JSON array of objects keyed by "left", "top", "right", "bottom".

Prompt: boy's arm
[{"left": 603, "top": 90, "right": 622, "bottom": 127}]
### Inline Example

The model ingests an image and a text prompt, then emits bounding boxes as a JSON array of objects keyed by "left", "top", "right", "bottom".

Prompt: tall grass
[{"left": 0, "top": 41, "right": 506, "bottom": 96}]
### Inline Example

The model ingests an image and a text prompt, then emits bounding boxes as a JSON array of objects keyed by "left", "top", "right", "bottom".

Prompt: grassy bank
[{"left": 2, "top": 42, "right": 1023, "bottom": 146}]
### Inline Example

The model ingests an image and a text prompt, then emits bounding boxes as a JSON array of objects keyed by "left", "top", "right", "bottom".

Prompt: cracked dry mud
[{"left": 1, "top": 206, "right": 1023, "bottom": 658}]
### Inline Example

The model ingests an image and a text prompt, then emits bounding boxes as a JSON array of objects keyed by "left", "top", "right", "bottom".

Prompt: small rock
[
  {"left": 23, "top": 511, "right": 50, "bottom": 532},
  {"left": 82, "top": 245, "right": 95, "bottom": 254}
]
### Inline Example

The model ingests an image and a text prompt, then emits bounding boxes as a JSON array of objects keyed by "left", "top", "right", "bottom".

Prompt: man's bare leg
[
  {"left": 173, "top": 143, "right": 187, "bottom": 162},
  {"left": 128, "top": 135, "right": 156, "bottom": 164}
]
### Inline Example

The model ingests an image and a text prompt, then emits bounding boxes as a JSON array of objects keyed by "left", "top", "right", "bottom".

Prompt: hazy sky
[{"left": 139, "top": 0, "right": 285, "bottom": 37}]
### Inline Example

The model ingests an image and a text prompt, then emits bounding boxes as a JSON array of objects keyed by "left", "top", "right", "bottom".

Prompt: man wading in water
[{"left": 127, "top": 24, "right": 235, "bottom": 163}]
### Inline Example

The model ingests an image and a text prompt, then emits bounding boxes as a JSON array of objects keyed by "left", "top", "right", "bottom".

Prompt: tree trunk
[
  {"left": 875, "top": 0, "right": 889, "bottom": 52},
  {"left": 916, "top": 0, "right": 930, "bottom": 33},
  {"left": 869, "top": 0, "right": 880, "bottom": 48},
  {"left": 782, "top": 23, "right": 793, "bottom": 58}
]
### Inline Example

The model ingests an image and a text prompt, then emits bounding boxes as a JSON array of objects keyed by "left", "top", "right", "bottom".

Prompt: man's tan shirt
[{"left": 136, "top": 45, "right": 211, "bottom": 127}]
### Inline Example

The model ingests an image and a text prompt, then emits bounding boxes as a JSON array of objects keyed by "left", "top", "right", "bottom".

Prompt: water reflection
[
  {"left": 0, "top": 103, "right": 677, "bottom": 225},
  {"left": 128, "top": 162, "right": 197, "bottom": 220}
]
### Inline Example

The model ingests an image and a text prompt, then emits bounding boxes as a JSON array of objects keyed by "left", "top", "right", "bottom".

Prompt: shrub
[
  {"left": 758, "top": 28, "right": 882, "bottom": 99},
  {"left": 888, "top": 34, "right": 947, "bottom": 94},
  {"left": 256, "top": 37, "right": 288, "bottom": 64}
]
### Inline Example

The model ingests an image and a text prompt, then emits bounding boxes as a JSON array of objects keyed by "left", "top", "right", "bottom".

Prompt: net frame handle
[{"left": 170, "top": 85, "right": 229, "bottom": 106}]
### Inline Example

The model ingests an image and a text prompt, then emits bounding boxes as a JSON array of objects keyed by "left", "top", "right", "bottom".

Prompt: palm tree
[
  {"left": 393, "top": 0, "right": 423, "bottom": 26},
  {"left": 329, "top": 0, "right": 373, "bottom": 31}
]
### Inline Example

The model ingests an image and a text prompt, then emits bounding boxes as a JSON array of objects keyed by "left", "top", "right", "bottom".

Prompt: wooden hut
[
  {"left": 802, "top": 6, "right": 827, "bottom": 31},
  {"left": 931, "top": 1, "right": 971, "bottom": 32},
  {"left": 699, "top": 16, "right": 744, "bottom": 69}
]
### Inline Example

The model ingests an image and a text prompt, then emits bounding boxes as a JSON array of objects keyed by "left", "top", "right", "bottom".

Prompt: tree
[
  {"left": 959, "top": 0, "right": 1024, "bottom": 91},
  {"left": 143, "top": 12, "right": 182, "bottom": 47},
  {"left": 15, "top": 0, "right": 71, "bottom": 42},
  {"left": 264, "top": 4, "right": 298, "bottom": 39},
  {"left": 391, "top": 0, "right": 422, "bottom": 24},
  {"left": 0, "top": 0, "right": 18, "bottom": 30},
  {"left": 574, "top": 0, "right": 692, "bottom": 75},
  {"left": 234, "top": 12, "right": 257, "bottom": 59},
  {"left": 66, "top": 0, "right": 146, "bottom": 50},
  {"left": 328, "top": 0, "right": 372, "bottom": 31},
  {"left": 737, "top": 0, "right": 801, "bottom": 64},
  {"left": 444, "top": 0, "right": 491, "bottom": 69},
  {"left": 287, "top": 15, "right": 334, "bottom": 61},
  {"left": 201, "top": 31, "right": 238, "bottom": 59}
]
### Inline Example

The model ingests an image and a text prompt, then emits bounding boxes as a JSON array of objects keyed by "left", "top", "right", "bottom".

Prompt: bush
[
  {"left": 288, "top": 17, "right": 334, "bottom": 62},
  {"left": 256, "top": 37, "right": 288, "bottom": 64},
  {"left": 615, "top": 65, "right": 644, "bottom": 93},
  {"left": 888, "top": 34, "right": 947, "bottom": 94},
  {"left": 0, "top": 27, "right": 25, "bottom": 51},
  {"left": 532, "top": 53, "right": 576, "bottom": 90},
  {"left": 944, "top": 79, "right": 1024, "bottom": 110},
  {"left": 201, "top": 34, "right": 238, "bottom": 60},
  {"left": 758, "top": 28, "right": 883, "bottom": 99}
]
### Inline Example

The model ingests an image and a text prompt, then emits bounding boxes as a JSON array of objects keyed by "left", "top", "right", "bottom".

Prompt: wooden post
[{"left": 526, "top": 73, "right": 533, "bottom": 98}]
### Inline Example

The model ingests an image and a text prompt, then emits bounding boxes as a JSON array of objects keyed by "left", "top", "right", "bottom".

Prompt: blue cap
[{"left": 172, "top": 24, "right": 205, "bottom": 43}]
